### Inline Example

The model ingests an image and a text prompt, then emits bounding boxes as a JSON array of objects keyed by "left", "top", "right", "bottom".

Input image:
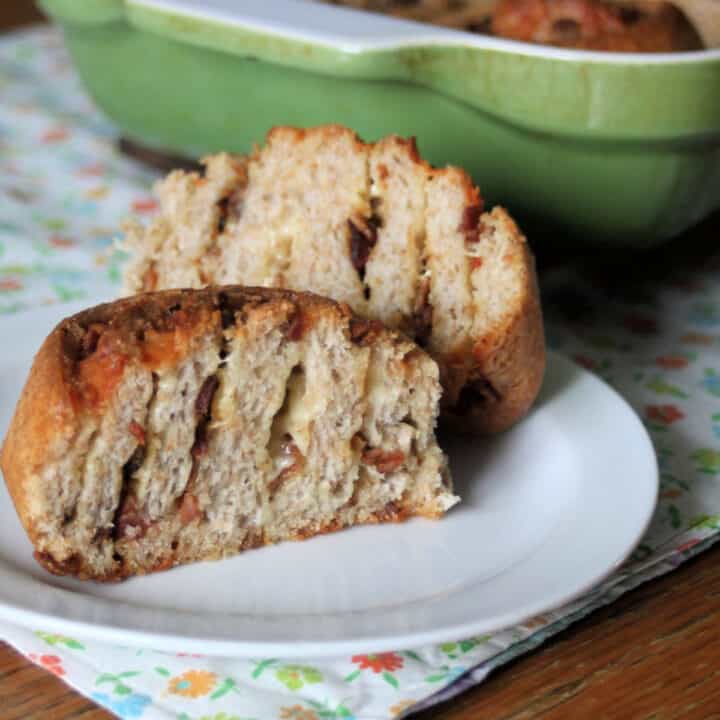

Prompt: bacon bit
[
  {"left": 362, "top": 448, "right": 405, "bottom": 474},
  {"left": 190, "top": 376, "right": 219, "bottom": 461},
  {"left": 269, "top": 438, "right": 305, "bottom": 494},
  {"left": 132, "top": 198, "right": 159, "bottom": 214},
  {"left": 129, "top": 420, "right": 146, "bottom": 446},
  {"left": 114, "top": 496, "right": 152, "bottom": 540},
  {"left": 470, "top": 257, "right": 484, "bottom": 270},
  {"left": 217, "top": 196, "right": 230, "bottom": 233},
  {"left": 348, "top": 218, "right": 378, "bottom": 276},
  {"left": 377, "top": 163, "right": 389, "bottom": 180},
  {"left": 349, "top": 318, "right": 384, "bottom": 346},
  {"left": 179, "top": 493, "right": 202, "bottom": 525},
  {"left": 124, "top": 444, "right": 146, "bottom": 481},
  {"left": 191, "top": 436, "right": 209, "bottom": 459},
  {"left": 459, "top": 204, "right": 483, "bottom": 243},
  {"left": 351, "top": 433, "right": 367, "bottom": 453},
  {"left": 195, "top": 376, "right": 219, "bottom": 418},
  {"left": 412, "top": 274, "right": 433, "bottom": 347},
  {"left": 284, "top": 310, "right": 307, "bottom": 342}
]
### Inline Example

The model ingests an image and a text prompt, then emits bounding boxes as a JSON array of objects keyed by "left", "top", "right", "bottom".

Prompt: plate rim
[{"left": 0, "top": 304, "right": 658, "bottom": 657}]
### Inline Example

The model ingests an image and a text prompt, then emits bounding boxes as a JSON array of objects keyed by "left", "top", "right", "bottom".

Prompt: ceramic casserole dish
[{"left": 39, "top": 0, "right": 720, "bottom": 246}]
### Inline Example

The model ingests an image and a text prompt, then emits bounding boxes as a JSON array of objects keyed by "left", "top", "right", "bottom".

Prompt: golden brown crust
[{"left": 0, "top": 326, "right": 79, "bottom": 551}]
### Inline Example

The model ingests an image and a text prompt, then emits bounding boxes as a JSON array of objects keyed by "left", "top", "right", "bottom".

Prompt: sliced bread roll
[
  {"left": 0, "top": 287, "right": 456, "bottom": 581},
  {"left": 123, "top": 125, "right": 545, "bottom": 433}
]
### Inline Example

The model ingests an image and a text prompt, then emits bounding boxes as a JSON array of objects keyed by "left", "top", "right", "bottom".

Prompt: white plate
[{"left": 0, "top": 302, "right": 658, "bottom": 658}]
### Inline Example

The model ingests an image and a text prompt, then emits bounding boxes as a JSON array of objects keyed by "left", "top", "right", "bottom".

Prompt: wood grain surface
[
  {"left": 3, "top": 2, "right": 720, "bottom": 719},
  {"left": 0, "top": 2, "right": 43, "bottom": 30}
]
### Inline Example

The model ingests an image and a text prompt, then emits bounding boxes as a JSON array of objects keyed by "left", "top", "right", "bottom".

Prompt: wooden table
[{"left": 3, "top": 3, "right": 720, "bottom": 718}]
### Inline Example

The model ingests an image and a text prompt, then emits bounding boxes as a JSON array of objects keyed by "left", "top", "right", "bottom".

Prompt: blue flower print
[
  {"left": 701, "top": 369, "right": 720, "bottom": 397},
  {"left": 688, "top": 303, "right": 720, "bottom": 328},
  {"left": 91, "top": 692, "right": 151, "bottom": 718}
]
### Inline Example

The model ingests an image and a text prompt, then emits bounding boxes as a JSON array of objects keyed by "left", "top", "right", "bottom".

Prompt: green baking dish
[{"left": 39, "top": 0, "right": 720, "bottom": 246}]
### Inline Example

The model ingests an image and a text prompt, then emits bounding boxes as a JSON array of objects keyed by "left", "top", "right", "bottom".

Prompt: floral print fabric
[{"left": 1, "top": 26, "right": 720, "bottom": 720}]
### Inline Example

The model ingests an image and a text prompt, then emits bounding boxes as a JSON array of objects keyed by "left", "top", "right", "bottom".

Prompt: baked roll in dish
[
  {"left": 321, "top": 0, "right": 703, "bottom": 52},
  {"left": 0, "top": 287, "right": 456, "bottom": 580},
  {"left": 123, "top": 125, "right": 545, "bottom": 434}
]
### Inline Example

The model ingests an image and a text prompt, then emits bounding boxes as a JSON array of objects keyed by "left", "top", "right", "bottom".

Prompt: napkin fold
[{"left": 1, "top": 27, "right": 719, "bottom": 720}]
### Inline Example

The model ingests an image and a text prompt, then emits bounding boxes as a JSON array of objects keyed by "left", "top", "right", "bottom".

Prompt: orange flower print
[
  {"left": 41, "top": 127, "right": 69, "bottom": 143},
  {"left": 85, "top": 186, "right": 109, "bottom": 200},
  {"left": 677, "top": 538, "right": 701, "bottom": 553},
  {"left": 646, "top": 405, "right": 685, "bottom": 425},
  {"left": 168, "top": 669, "right": 217, "bottom": 698},
  {"left": 28, "top": 653, "right": 65, "bottom": 677},
  {"left": 49, "top": 235, "right": 75, "bottom": 248},
  {"left": 279, "top": 706, "right": 319, "bottom": 720},
  {"left": 0, "top": 278, "right": 22, "bottom": 291},
  {"left": 390, "top": 700, "right": 416, "bottom": 717},
  {"left": 656, "top": 355, "right": 689, "bottom": 370},
  {"left": 351, "top": 652, "right": 404, "bottom": 673},
  {"left": 132, "top": 198, "right": 159, "bottom": 214},
  {"left": 681, "top": 332, "right": 714, "bottom": 346},
  {"left": 77, "top": 163, "right": 106, "bottom": 177}
]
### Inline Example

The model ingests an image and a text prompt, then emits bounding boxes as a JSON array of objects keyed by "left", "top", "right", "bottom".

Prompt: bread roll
[
  {"left": 123, "top": 125, "right": 545, "bottom": 434},
  {"left": 0, "top": 286, "right": 456, "bottom": 580}
]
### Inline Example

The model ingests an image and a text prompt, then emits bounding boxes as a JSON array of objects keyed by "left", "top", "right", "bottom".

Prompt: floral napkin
[{"left": 1, "top": 26, "right": 720, "bottom": 720}]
